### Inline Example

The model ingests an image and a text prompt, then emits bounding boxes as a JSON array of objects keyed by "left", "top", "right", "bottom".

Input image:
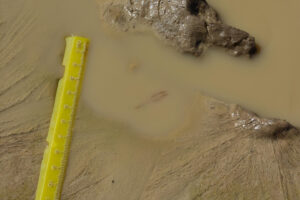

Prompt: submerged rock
[{"left": 103, "top": 0, "right": 257, "bottom": 57}]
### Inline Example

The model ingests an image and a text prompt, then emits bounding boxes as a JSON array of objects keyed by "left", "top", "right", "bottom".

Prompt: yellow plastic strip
[{"left": 35, "top": 36, "right": 89, "bottom": 200}]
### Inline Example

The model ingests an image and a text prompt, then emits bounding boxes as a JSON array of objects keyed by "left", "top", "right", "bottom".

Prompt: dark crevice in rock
[{"left": 187, "top": 0, "right": 201, "bottom": 15}]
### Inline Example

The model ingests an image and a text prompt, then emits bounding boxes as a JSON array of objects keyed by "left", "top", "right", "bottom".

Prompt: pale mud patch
[{"left": 61, "top": 94, "right": 300, "bottom": 200}]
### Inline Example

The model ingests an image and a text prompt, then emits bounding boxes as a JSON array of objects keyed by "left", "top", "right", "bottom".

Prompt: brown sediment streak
[{"left": 136, "top": 90, "right": 168, "bottom": 109}]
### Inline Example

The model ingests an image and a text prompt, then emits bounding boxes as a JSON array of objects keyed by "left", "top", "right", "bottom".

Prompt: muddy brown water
[{"left": 34, "top": 0, "right": 300, "bottom": 139}]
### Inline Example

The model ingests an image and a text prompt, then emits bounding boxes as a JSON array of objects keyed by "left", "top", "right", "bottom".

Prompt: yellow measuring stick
[{"left": 35, "top": 36, "right": 89, "bottom": 200}]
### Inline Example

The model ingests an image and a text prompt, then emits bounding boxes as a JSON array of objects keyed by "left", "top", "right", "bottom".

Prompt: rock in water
[{"left": 103, "top": 0, "right": 257, "bottom": 57}]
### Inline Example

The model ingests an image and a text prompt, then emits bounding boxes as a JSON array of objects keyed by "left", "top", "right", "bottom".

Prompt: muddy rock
[{"left": 103, "top": 0, "right": 257, "bottom": 57}]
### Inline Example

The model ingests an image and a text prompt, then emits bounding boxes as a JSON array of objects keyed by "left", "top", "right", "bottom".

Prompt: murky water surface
[{"left": 35, "top": 0, "right": 300, "bottom": 139}]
